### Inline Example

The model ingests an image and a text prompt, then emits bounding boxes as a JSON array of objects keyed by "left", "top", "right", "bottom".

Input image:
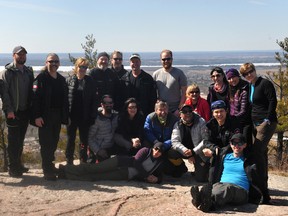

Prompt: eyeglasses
[
  {"left": 181, "top": 109, "right": 193, "bottom": 114},
  {"left": 48, "top": 60, "right": 59, "bottom": 64},
  {"left": 79, "top": 65, "right": 88, "bottom": 70},
  {"left": 154, "top": 147, "right": 162, "bottom": 152},
  {"left": 113, "top": 58, "right": 123, "bottom": 61},
  {"left": 242, "top": 69, "right": 254, "bottom": 77},
  {"left": 189, "top": 91, "right": 200, "bottom": 94},
  {"left": 103, "top": 101, "right": 113, "bottom": 105},
  {"left": 211, "top": 74, "right": 221, "bottom": 79},
  {"left": 162, "top": 58, "right": 172, "bottom": 62},
  {"left": 128, "top": 106, "right": 137, "bottom": 110}
]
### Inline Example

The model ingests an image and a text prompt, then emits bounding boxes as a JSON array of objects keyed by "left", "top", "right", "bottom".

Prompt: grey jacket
[
  {"left": 171, "top": 113, "right": 209, "bottom": 161},
  {"left": 88, "top": 111, "right": 118, "bottom": 154},
  {"left": 1, "top": 62, "right": 34, "bottom": 113}
]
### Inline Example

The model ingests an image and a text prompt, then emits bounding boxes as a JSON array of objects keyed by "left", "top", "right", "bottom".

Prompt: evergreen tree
[
  {"left": 68, "top": 34, "right": 98, "bottom": 69},
  {"left": 266, "top": 37, "right": 288, "bottom": 167}
]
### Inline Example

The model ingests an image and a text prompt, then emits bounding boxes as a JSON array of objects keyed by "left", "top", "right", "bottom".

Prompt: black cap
[
  {"left": 13, "top": 46, "right": 27, "bottom": 54},
  {"left": 153, "top": 142, "right": 164, "bottom": 153},
  {"left": 230, "top": 133, "right": 246, "bottom": 146}
]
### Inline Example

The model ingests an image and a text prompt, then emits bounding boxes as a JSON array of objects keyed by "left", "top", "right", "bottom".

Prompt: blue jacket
[{"left": 144, "top": 112, "right": 178, "bottom": 151}]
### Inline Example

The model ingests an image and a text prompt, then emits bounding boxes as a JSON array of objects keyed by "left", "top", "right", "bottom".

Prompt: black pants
[
  {"left": 39, "top": 109, "right": 62, "bottom": 174},
  {"left": 65, "top": 120, "right": 89, "bottom": 162},
  {"left": 7, "top": 110, "right": 29, "bottom": 170}
]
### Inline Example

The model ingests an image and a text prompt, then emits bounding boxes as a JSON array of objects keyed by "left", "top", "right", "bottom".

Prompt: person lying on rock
[{"left": 58, "top": 143, "right": 164, "bottom": 183}]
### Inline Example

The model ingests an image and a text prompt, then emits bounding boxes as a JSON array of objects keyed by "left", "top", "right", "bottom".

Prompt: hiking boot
[
  {"left": 8, "top": 169, "right": 23, "bottom": 178},
  {"left": 190, "top": 186, "right": 201, "bottom": 208},
  {"left": 198, "top": 184, "right": 213, "bottom": 212},
  {"left": 57, "top": 164, "right": 66, "bottom": 179},
  {"left": 20, "top": 165, "right": 29, "bottom": 173},
  {"left": 44, "top": 173, "right": 57, "bottom": 181}
]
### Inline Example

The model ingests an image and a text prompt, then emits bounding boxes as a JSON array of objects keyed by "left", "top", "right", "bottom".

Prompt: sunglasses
[
  {"left": 103, "top": 101, "right": 113, "bottom": 105},
  {"left": 48, "top": 60, "right": 59, "bottom": 64},
  {"left": 181, "top": 109, "right": 193, "bottom": 114},
  {"left": 162, "top": 58, "right": 172, "bottom": 62},
  {"left": 231, "top": 141, "right": 244, "bottom": 147},
  {"left": 242, "top": 69, "right": 254, "bottom": 77},
  {"left": 128, "top": 106, "right": 137, "bottom": 110},
  {"left": 113, "top": 58, "right": 123, "bottom": 61},
  {"left": 189, "top": 90, "right": 199, "bottom": 94},
  {"left": 79, "top": 65, "right": 88, "bottom": 70},
  {"left": 211, "top": 74, "right": 221, "bottom": 78}
]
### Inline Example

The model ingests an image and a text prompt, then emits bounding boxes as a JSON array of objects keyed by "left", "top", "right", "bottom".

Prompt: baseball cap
[
  {"left": 13, "top": 46, "right": 27, "bottom": 54},
  {"left": 129, "top": 53, "right": 141, "bottom": 60},
  {"left": 230, "top": 133, "right": 246, "bottom": 146},
  {"left": 153, "top": 142, "right": 164, "bottom": 153}
]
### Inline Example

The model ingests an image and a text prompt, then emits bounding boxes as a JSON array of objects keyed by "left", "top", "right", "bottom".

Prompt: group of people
[{"left": 0, "top": 46, "right": 277, "bottom": 212}]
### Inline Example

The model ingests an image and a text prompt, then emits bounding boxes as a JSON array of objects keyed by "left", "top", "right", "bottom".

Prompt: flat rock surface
[{"left": 0, "top": 163, "right": 287, "bottom": 216}]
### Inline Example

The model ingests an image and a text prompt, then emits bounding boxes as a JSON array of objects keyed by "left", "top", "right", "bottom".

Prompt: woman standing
[
  {"left": 65, "top": 57, "right": 97, "bottom": 164},
  {"left": 225, "top": 68, "right": 252, "bottom": 147},
  {"left": 114, "top": 98, "right": 145, "bottom": 156},
  {"left": 207, "top": 67, "right": 230, "bottom": 109},
  {"left": 239, "top": 63, "right": 277, "bottom": 204},
  {"left": 31, "top": 53, "right": 69, "bottom": 181}
]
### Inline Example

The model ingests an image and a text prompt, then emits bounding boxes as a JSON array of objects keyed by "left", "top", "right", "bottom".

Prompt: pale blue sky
[{"left": 0, "top": 0, "right": 287, "bottom": 53}]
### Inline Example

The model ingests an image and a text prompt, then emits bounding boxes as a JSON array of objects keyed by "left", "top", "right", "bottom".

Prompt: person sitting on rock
[
  {"left": 58, "top": 142, "right": 164, "bottom": 183},
  {"left": 190, "top": 133, "right": 262, "bottom": 212}
]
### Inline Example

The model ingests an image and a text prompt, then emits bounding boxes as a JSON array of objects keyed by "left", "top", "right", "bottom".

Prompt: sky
[{"left": 0, "top": 0, "right": 287, "bottom": 53}]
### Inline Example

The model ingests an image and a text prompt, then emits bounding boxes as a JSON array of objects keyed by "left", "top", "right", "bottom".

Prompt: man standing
[
  {"left": 89, "top": 52, "right": 119, "bottom": 110},
  {"left": 169, "top": 105, "right": 210, "bottom": 182},
  {"left": 88, "top": 95, "right": 118, "bottom": 162},
  {"left": 110, "top": 51, "right": 129, "bottom": 111},
  {"left": 1, "top": 46, "right": 34, "bottom": 177},
  {"left": 153, "top": 50, "right": 187, "bottom": 115},
  {"left": 128, "top": 53, "right": 157, "bottom": 116}
]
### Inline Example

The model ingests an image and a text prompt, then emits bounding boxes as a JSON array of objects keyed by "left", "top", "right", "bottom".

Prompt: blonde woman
[
  {"left": 65, "top": 57, "right": 97, "bottom": 165},
  {"left": 184, "top": 84, "right": 211, "bottom": 122}
]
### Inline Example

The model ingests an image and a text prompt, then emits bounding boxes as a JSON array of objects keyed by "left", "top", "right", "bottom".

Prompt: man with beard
[
  {"left": 1, "top": 46, "right": 34, "bottom": 177},
  {"left": 88, "top": 95, "right": 118, "bottom": 162},
  {"left": 110, "top": 51, "right": 129, "bottom": 111},
  {"left": 89, "top": 52, "right": 119, "bottom": 110},
  {"left": 169, "top": 105, "right": 210, "bottom": 181},
  {"left": 128, "top": 53, "right": 157, "bottom": 117},
  {"left": 153, "top": 49, "right": 187, "bottom": 116}
]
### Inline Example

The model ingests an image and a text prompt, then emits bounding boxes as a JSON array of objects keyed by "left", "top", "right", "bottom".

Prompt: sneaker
[
  {"left": 44, "top": 173, "right": 57, "bottom": 181},
  {"left": 199, "top": 184, "right": 213, "bottom": 212},
  {"left": 8, "top": 169, "right": 23, "bottom": 177},
  {"left": 190, "top": 186, "right": 201, "bottom": 208}
]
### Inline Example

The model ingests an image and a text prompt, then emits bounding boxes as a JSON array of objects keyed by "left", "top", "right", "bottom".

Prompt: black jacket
[
  {"left": 127, "top": 70, "right": 157, "bottom": 116},
  {"left": 31, "top": 71, "right": 69, "bottom": 126},
  {"left": 66, "top": 74, "right": 97, "bottom": 125},
  {"left": 88, "top": 67, "right": 119, "bottom": 108},
  {"left": 204, "top": 115, "right": 241, "bottom": 154}
]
